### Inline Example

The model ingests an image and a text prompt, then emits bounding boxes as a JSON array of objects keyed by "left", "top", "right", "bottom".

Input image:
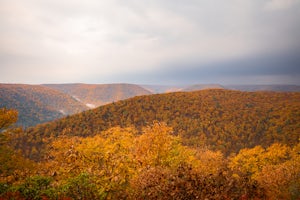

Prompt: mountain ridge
[
  {"left": 0, "top": 83, "right": 88, "bottom": 127},
  {"left": 225, "top": 84, "right": 300, "bottom": 92},
  {"left": 1, "top": 82, "right": 299, "bottom": 128},
  {"left": 43, "top": 83, "right": 152, "bottom": 107},
  {"left": 0, "top": 83, "right": 153, "bottom": 127},
  {"left": 24, "top": 89, "right": 300, "bottom": 157},
  {"left": 141, "top": 84, "right": 300, "bottom": 93}
]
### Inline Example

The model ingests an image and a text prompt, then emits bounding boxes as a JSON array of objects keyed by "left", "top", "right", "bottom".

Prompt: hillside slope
[
  {"left": 0, "top": 84, "right": 88, "bottom": 127},
  {"left": 182, "top": 84, "right": 224, "bottom": 91},
  {"left": 141, "top": 84, "right": 224, "bottom": 93},
  {"left": 226, "top": 85, "right": 300, "bottom": 92},
  {"left": 142, "top": 84, "right": 300, "bottom": 93},
  {"left": 26, "top": 89, "right": 300, "bottom": 155},
  {"left": 141, "top": 85, "right": 183, "bottom": 93},
  {"left": 43, "top": 83, "right": 152, "bottom": 107}
]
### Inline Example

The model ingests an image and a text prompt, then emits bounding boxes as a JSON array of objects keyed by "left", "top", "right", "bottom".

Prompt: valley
[
  {"left": 43, "top": 83, "right": 152, "bottom": 107},
  {"left": 0, "top": 83, "right": 152, "bottom": 127},
  {"left": 0, "top": 84, "right": 87, "bottom": 127}
]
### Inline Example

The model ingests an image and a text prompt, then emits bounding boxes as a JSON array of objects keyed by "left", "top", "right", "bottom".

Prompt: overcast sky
[{"left": 1, "top": 0, "right": 300, "bottom": 85}]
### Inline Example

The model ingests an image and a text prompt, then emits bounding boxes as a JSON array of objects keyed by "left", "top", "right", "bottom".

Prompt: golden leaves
[
  {"left": 229, "top": 143, "right": 300, "bottom": 199},
  {"left": 0, "top": 108, "right": 18, "bottom": 130}
]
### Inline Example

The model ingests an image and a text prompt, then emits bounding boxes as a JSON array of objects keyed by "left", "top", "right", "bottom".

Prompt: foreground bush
[
  {"left": 130, "top": 163, "right": 265, "bottom": 200},
  {"left": 1, "top": 122, "right": 299, "bottom": 199}
]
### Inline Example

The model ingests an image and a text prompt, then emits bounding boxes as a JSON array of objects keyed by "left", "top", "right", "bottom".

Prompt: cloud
[
  {"left": 0, "top": 0, "right": 299, "bottom": 84},
  {"left": 119, "top": 49, "right": 300, "bottom": 85},
  {"left": 265, "top": 0, "right": 299, "bottom": 11}
]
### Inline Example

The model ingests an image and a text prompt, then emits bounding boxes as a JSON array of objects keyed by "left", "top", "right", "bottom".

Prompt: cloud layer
[{"left": 1, "top": 0, "right": 300, "bottom": 84}]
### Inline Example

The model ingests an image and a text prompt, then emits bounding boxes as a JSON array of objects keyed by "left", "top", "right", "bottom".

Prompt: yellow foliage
[
  {"left": 229, "top": 145, "right": 265, "bottom": 177},
  {"left": 229, "top": 143, "right": 292, "bottom": 178},
  {"left": 0, "top": 108, "right": 18, "bottom": 130},
  {"left": 134, "top": 122, "right": 195, "bottom": 169},
  {"left": 262, "top": 143, "right": 290, "bottom": 164},
  {"left": 229, "top": 142, "right": 300, "bottom": 199},
  {"left": 255, "top": 144, "right": 300, "bottom": 199},
  {"left": 194, "top": 148, "right": 225, "bottom": 176}
]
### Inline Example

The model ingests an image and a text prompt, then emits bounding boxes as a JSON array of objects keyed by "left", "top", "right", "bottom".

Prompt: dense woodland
[
  {"left": 0, "top": 83, "right": 152, "bottom": 128},
  {"left": 0, "top": 89, "right": 300, "bottom": 199},
  {"left": 0, "top": 84, "right": 87, "bottom": 127},
  {"left": 23, "top": 89, "right": 300, "bottom": 157}
]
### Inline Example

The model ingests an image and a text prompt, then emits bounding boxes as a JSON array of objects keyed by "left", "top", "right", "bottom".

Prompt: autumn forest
[{"left": 0, "top": 88, "right": 300, "bottom": 199}]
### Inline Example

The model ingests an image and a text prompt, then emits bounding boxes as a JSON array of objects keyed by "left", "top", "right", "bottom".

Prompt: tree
[
  {"left": 0, "top": 108, "right": 33, "bottom": 184},
  {"left": 0, "top": 108, "right": 18, "bottom": 131},
  {"left": 43, "top": 127, "right": 137, "bottom": 199},
  {"left": 229, "top": 143, "right": 299, "bottom": 199},
  {"left": 255, "top": 143, "right": 300, "bottom": 199},
  {"left": 134, "top": 122, "right": 194, "bottom": 169},
  {"left": 229, "top": 145, "right": 265, "bottom": 178}
]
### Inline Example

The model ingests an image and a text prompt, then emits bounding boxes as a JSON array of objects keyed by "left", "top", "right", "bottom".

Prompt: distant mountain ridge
[
  {"left": 43, "top": 83, "right": 152, "bottom": 107},
  {"left": 225, "top": 85, "right": 300, "bottom": 92},
  {"left": 183, "top": 84, "right": 224, "bottom": 91},
  {"left": 0, "top": 83, "right": 153, "bottom": 127},
  {"left": 141, "top": 84, "right": 300, "bottom": 93},
  {"left": 141, "top": 85, "right": 183, "bottom": 93},
  {"left": 0, "top": 84, "right": 88, "bottom": 127},
  {"left": 1, "top": 82, "right": 299, "bottom": 128}
]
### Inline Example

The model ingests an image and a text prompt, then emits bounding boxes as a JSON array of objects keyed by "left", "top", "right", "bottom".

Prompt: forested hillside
[
  {"left": 1, "top": 104, "right": 300, "bottom": 199},
  {"left": 43, "top": 83, "right": 152, "bottom": 107},
  {"left": 0, "top": 84, "right": 88, "bottom": 127},
  {"left": 24, "top": 89, "right": 300, "bottom": 157}
]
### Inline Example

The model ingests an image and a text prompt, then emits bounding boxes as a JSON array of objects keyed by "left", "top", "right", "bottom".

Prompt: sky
[{"left": 0, "top": 0, "right": 300, "bottom": 85}]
